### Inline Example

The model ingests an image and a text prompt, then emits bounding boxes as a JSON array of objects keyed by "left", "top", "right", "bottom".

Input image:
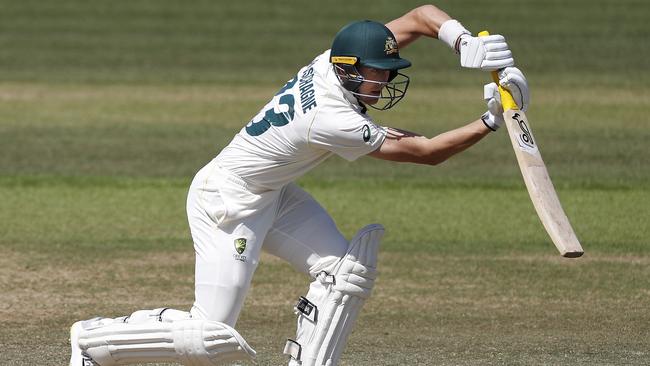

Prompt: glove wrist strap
[
  {"left": 481, "top": 112, "right": 499, "bottom": 132},
  {"left": 438, "top": 19, "right": 471, "bottom": 53}
]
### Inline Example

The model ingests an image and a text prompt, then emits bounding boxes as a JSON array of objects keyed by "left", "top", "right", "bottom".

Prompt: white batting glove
[
  {"left": 481, "top": 96, "right": 504, "bottom": 131},
  {"left": 438, "top": 20, "right": 514, "bottom": 71},
  {"left": 497, "top": 67, "right": 529, "bottom": 112},
  {"left": 482, "top": 67, "right": 530, "bottom": 131},
  {"left": 459, "top": 34, "right": 514, "bottom": 70}
]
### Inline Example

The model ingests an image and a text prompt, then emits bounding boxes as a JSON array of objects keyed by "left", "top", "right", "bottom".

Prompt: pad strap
[{"left": 283, "top": 339, "right": 302, "bottom": 360}]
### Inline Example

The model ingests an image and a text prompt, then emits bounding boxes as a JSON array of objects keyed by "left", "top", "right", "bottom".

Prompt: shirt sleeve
[{"left": 307, "top": 104, "right": 386, "bottom": 161}]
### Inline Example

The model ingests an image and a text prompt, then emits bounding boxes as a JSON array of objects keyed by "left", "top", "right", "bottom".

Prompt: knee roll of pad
[
  {"left": 285, "top": 224, "right": 384, "bottom": 366},
  {"left": 78, "top": 309, "right": 256, "bottom": 366}
]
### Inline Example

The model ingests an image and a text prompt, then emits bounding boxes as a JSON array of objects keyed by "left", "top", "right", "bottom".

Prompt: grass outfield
[
  {"left": 1, "top": 0, "right": 649, "bottom": 365},
  {"left": 1, "top": 177, "right": 648, "bottom": 365}
]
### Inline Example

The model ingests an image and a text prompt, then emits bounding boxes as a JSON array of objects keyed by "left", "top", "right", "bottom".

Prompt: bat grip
[{"left": 478, "top": 30, "right": 519, "bottom": 111}]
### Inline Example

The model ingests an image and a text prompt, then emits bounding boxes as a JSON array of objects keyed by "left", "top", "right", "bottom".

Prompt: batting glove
[
  {"left": 496, "top": 67, "right": 529, "bottom": 112},
  {"left": 438, "top": 20, "right": 514, "bottom": 71},
  {"left": 481, "top": 109, "right": 504, "bottom": 132},
  {"left": 459, "top": 34, "right": 514, "bottom": 71},
  {"left": 482, "top": 67, "right": 530, "bottom": 131}
]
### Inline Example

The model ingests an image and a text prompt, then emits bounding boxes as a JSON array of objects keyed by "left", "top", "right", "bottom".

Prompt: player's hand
[
  {"left": 459, "top": 34, "right": 514, "bottom": 71},
  {"left": 482, "top": 67, "right": 530, "bottom": 131}
]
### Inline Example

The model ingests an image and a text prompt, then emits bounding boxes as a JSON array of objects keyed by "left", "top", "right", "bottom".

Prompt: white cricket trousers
[{"left": 186, "top": 158, "right": 349, "bottom": 326}]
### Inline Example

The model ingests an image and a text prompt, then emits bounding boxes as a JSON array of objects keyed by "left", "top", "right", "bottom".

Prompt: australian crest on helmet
[{"left": 384, "top": 36, "right": 398, "bottom": 55}]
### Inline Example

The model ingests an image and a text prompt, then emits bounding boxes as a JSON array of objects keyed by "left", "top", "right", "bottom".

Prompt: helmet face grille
[
  {"left": 374, "top": 72, "right": 409, "bottom": 110},
  {"left": 333, "top": 64, "right": 365, "bottom": 92},
  {"left": 334, "top": 64, "right": 410, "bottom": 110}
]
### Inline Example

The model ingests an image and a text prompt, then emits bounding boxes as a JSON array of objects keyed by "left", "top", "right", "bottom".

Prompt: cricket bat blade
[{"left": 503, "top": 109, "right": 584, "bottom": 258}]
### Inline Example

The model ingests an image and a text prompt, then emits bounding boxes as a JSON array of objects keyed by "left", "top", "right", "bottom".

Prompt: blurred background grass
[
  {"left": 0, "top": 0, "right": 649, "bottom": 365},
  {"left": 0, "top": 0, "right": 647, "bottom": 86},
  {"left": 1, "top": 0, "right": 648, "bottom": 187}
]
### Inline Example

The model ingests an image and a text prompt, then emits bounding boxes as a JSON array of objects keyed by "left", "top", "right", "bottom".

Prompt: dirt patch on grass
[
  {"left": 0, "top": 249, "right": 195, "bottom": 321},
  {"left": 0, "top": 249, "right": 305, "bottom": 323},
  {"left": 2, "top": 249, "right": 647, "bottom": 322},
  {"left": 1, "top": 248, "right": 649, "bottom": 365}
]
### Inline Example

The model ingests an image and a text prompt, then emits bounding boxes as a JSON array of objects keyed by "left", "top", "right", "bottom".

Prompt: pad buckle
[
  {"left": 283, "top": 339, "right": 302, "bottom": 360},
  {"left": 294, "top": 296, "right": 318, "bottom": 322}
]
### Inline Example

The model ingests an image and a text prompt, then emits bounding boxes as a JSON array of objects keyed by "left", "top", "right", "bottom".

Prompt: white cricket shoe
[{"left": 69, "top": 320, "right": 97, "bottom": 366}]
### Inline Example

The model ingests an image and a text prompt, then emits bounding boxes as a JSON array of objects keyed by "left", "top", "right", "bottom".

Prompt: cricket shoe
[{"left": 69, "top": 320, "right": 98, "bottom": 366}]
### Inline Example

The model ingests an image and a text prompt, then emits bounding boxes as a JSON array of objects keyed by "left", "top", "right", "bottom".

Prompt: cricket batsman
[{"left": 70, "top": 4, "right": 529, "bottom": 365}]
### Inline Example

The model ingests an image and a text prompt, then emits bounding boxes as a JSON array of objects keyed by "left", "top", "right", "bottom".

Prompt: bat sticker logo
[{"left": 512, "top": 113, "right": 537, "bottom": 154}]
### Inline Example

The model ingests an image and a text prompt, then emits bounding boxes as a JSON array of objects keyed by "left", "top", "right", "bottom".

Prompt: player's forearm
[
  {"left": 415, "top": 119, "right": 490, "bottom": 165},
  {"left": 371, "top": 120, "right": 491, "bottom": 165},
  {"left": 386, "top": 5, "right": 452, "bottom": 48}
]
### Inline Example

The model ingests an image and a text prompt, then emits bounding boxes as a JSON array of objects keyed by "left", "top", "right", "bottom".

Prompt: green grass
[
  {"left": 1, "top": 176, "right": 647, "bottom": 256},
  {"left": 0, "top": 0, "right": 648, "bottom": 86},
  {"left": 1, "top": 0, "right": 649, "bottom": 365},
  {"left": 0, "top": 179, "right": 648, "bottom": 365},
  {"left": 1, "top": 84, "right": 648, "bottom": 186}
]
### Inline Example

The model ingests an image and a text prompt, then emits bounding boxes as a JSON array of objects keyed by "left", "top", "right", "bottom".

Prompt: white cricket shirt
[{"left": 215, "top": 50, "right": 386, "bottom": 190}]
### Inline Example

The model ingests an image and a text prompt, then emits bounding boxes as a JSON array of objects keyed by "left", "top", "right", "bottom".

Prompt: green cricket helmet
[{"left": 330, "top": 20, "right": 411, "bottom": 110}]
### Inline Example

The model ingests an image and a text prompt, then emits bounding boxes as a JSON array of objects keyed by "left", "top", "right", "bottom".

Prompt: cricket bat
[{"left": 479, "top": 31, "right": 584, "bottom": 258}]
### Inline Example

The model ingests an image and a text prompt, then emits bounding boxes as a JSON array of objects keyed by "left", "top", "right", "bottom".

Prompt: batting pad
[
  {"left": 78, "top": 317, "right": 255, "bottom": 365},
  {"left": 285, "top": 223, "right": 384, "bottom": 366}
]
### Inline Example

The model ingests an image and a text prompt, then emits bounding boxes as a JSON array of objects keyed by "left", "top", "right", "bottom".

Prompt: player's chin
[{"left": 360, "top": 94, "right": 381, "bottom": 105}]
